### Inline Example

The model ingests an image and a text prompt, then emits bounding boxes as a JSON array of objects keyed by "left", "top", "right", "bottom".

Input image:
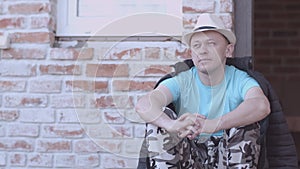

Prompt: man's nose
[{"left": 197, "top": 44, "right": 208, "bottom": 54}]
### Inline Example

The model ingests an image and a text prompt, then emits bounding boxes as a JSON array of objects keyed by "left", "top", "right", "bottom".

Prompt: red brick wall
[
  {"left": 254, "top": 0, "right": 300, "bottom": 116},
  {"left": 0, "top": 0, "right": 234, "bottom": 168},
  {"left": 254, "top": 0, "right": 300, "bottom": 161}
]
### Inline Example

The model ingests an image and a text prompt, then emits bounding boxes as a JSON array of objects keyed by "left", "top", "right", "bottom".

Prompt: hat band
[{"left": 194, "top": 26, "right": 216, "bottom": 31}]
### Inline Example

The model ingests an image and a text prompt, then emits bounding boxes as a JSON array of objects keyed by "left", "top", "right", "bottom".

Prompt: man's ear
[{"left": 225, "top": 44, "right": 235, "bottom": 58}]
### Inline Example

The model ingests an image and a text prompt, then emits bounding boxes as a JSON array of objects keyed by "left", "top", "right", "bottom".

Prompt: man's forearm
[
  {"left": 213, "top": 96, "right": 270, "bottom": 133},
  {"left": 135, "top": 88, "right": 174, "bottom": 130}
]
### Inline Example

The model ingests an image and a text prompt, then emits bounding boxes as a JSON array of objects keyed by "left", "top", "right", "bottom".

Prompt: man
[{"left": 135, "top": 13, "right": 270, "bottom": 168}]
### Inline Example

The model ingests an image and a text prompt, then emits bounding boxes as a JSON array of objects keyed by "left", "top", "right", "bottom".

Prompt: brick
[
  {"left": 75, "top": 109, "right": 102, "bottom": 124},
  {"left": 109, "top": 47, "right": 142, "bottom": 60},
  {"left": 143, "top": 65, "right": 173, "bottom": 76},
  {"left": 183, "top": 14, "right": 198, "bottom": 29},
  {"left": 88, "top": 124, "right": 133, "bottom": 138},
  {"left": 55, "top": 154, "right": 75, "bottom": 167},
  {"left": 124, "top": 139, "right": 144, "bottom": 154},
  {"left": 9, "top": 153, "right": 26, "bottom": 166},
  {"left": 49, "top": 48, "right": 94, "bottom": 60},
  {"left": 220, "top": 0, "right": 233, "bottom": 12},
  {"left": 255, "top": 21, "right": 286, "bottom": 30},
  {"left": 254, "top": 29, "right": 271, "bottom": 37},
  {"left": 254, "top": 48, "right": 271, "bottom": 56},
  {"left": 0, "top": 17, "right": 25, "bottom": 29},
  {"left": 57, "top": 109, "right": 102, "bottom": 124},
  {"left": 96, "top": 46, "right": 111, "bottom": 60},
  {"left": 272, "top": 30, "right": 298, "bottom": 38},
  {"left": 183, "top": 14, "right": 233, "bottom": 31},
  {"left": 1, "top": 48, "right": 46, "bottom": 59},
  {"left": 4, "top": 95, "right": 47, "bottom": 108},
  {"left": 290, "top": 39, "right": 300, "bottom": 47},
  {"left": 182, "top": 0, "right": 215, "bottom": 13},
  {"left": 8, "top": 2, "right": 50, "bottom": 14},
  {"left": 39, "top": 64, "right": 81, "bottom": 75},
  {"left": 56, "top": 109, "right": 80, "bottom": 123},
  {"left": 91, "top": 95, "right": 134, "bottom": 108},
  {"left": 74, "top": 140, "right": 103, "bottom": 153},
  {"left": 20, "top": 109, "right": 55, "bottom": 123},
  {"left": 7, "top": 124, "right": 39, "bottom": 137},
  {"left": 272, "top": 12, "right": 300, "bottom": 20},
  {"left": 102, "top": 110, "right": 125, "bottom": 124},
  {"left": 49, "top": 48, "right": 69, "bottom": 59},
  {"left": 29, "top": 80, "right": 61, "bottom": 93},
  {"left": 134, "top": 124, "right": 147, "bottom": 138},
  {"left": 254, "top": 11, "right": 271, "bottom": 20},
  {"left": 28, "top": 153, "right": 52, "bottom": 167},
  {"left": 254, "top": 64, "right": 272, "bottom": 74},
  {"left": 93, "top": 140, "right": 122, "bottom": 153},
  {"left": 0, "top": 125, "right": 5, "bottom": 136},
  {"left": 0, "top": 110, "right": 19, "bottom": 121},
  {"left": 145, "top": 47, "right": 161, "bottom": 59},
  {"left": 0, "top": 139, "right": 34, "bottom": 151},
  {"left": 0, "top": 80, "right": 26, "bottom": 92},
  {"left": 164, "top": 48, "right": 177, "bottom": 60},
  {"left": 11, "top": 32, "right": 52, "bottom": 43},
  {"left": 30, "top": 16, "right": 53, "bottom": 29},
  {"left": 254, "top": 55, "right": 282, "bottom": 65},
  {"left": 273, "top": 48, "right": 299, "bottom": 57},
  {"left": 0, "top": 3, "right": 3, "bottom": 14},
  {"left": 284, "top": 57, "right": 300, "bottom": 65},
  {"left": 131, "top": 64, "right": 173, "bottom": 77},
  {"left": 50, "top": 95, "right": 85, "bottom": 108},
  {"left": 0, "top": 153, "right": 6, "bottom": 166},
  {"left": 255, "top": 2, "right": 283, "bottom": 12},
  {"left": 0, "top": 62, "right": 36, "bottom": 77},
  {"left": 219, "top": 14, "right": 234, "bottom": 29},
  {"left": 37, "top": 140, "right": 71, "bottom": 152},
  {"left": 42, "top": 124, "right": 85, "bottom": 138},
  {"left": 273, "top": 66, "right": 300, "bottom": 74},
  {"left": 101, "top": 154, "right": 138, "bottom": 168},
  {"left": 86, "top": 64, "right": 129, "bottom": 77},
  {"left": 77, "top": 154, "right": 99, "bottom": 167},
  {"left": 258, "top": 39, "right": 289, "bottom": 47},
  {"left": 112, "top": 80, "right": 156, "bottom": 91},
  {"left": 78, "top": 48, "right": 94, "bottom": 60},
  {"left": 65, "top": 80, "right": 108, "bottom": 93},
  {"left": 175, "top": 47, "right": 190, "bottom": 59}
]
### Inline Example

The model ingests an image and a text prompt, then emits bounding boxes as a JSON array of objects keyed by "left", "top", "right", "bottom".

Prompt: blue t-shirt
[{"left": 160, "top": 65, "right": 259, "bottom": 136}]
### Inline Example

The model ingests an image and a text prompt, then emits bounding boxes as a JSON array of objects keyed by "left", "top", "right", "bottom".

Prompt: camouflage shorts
[{"left": 142, "top": 108, "right": 261, "bottom": 169}]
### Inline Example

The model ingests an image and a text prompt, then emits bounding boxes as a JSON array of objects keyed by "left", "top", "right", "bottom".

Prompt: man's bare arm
[
  {"left": 198, "top": 86, "right": 270, "bottom": 134},
  {"left": 135, "top": 85, "right": 202, "bottom": 136}
]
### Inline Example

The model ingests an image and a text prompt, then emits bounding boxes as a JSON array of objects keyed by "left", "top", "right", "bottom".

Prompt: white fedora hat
[{"left": 182, "top": 13, "right": 236, "bottom": 46}]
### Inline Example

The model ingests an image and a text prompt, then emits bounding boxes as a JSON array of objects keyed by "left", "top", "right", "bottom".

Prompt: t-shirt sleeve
[
  {"left": 159, "top": 77, "right": 180, "bottom": 102},
  {"left": 239, "top": 72, "right": 260, "bottom": 99}
]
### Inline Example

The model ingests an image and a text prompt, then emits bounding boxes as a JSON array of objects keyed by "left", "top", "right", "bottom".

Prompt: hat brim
[{"left": 182, "top": 29, "right": 236, "bottom": 46}]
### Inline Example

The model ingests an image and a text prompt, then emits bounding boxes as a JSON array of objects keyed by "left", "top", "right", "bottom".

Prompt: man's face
[{"left": 190, "top": 31, "right": 234, "bottom": 75}]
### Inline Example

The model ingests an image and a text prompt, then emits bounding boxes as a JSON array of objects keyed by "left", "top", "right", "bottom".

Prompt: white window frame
[{"left": 56, "top": 0, "right": 182, "bottom": 37}]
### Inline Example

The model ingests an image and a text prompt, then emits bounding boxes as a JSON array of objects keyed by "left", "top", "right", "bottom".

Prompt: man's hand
[{"left": 165, "top": 113, "right": 206, "bottom": 139}]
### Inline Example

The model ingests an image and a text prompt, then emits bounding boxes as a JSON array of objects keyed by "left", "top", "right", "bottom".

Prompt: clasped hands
[{"left": 165, "top": 113, "right": 216, "bottom": 140}]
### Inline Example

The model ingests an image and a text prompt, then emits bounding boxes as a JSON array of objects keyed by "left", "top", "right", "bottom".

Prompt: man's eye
[
  {"left": 192, "top": 44, "right": 200, "bottom": 48},
  {"left": 208, "top": 41, "right": 216, "bottom": 45}
]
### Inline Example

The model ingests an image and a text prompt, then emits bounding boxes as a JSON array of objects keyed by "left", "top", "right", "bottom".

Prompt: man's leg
[
  {"left": 145, "top": 108, "right": 211, "bottom": 169},
  {"left": 218, "top": 123, "right": 261, "bottom": 169}
]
